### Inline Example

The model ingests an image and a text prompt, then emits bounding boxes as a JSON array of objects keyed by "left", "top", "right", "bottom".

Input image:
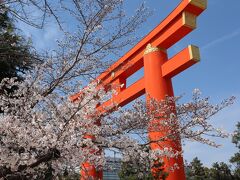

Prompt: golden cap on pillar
[{"left": 144, "top": 43, "right": 165, "bottom": 55}]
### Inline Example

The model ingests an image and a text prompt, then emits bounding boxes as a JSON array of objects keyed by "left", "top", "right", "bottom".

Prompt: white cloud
[{"left": 201, "top": 28, "right": 240, "bottom": 51}]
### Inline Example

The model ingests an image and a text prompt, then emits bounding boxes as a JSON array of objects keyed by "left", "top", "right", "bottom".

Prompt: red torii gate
[{"left": 71, "top": 0, "right": 207, "bottom": 179}]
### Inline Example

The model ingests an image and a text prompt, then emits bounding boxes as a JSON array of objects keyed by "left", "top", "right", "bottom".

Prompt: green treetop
[
  {"left": 0, "top": 5, "right": 38, "bottom": 82},
  {"left": 186, "top": 157, "right": 208, "bottom": 180},
  {"left": 230, "top": 122, "right": 240, "bottom": 178}
]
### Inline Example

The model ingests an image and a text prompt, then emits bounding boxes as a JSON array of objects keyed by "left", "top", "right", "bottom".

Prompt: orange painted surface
[
  {"left": 73, "top": 0, "right": 207, "bottom": 179},
  {"left": 97, "top": 77, "right": 145, "bottom": 113},
  {"left": 144, "top": 50, "right": 185, "bottom": 180},
  {"left": 80, "top": 133, "right": 103, "bottom": 179},
  {"left": 96, "top": 0, "right": 206, "bottom": 87},
  {"left": 80, "top": 162, "right": 102, "bottom": 180},
  {"left": 97, "top": 44, "right": 200, "bottom": 113},
  {"left": 96, "top": 13, "right": 193, "bottom": 87},
  {"left": 162, "top": 45, "right": 199, "bottom": 78}
]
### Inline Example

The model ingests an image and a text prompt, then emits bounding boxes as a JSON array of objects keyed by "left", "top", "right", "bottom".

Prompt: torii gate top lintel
[
  {"left": 71, "top": 0, "right": 206, "bottom": 105},
  {"left": 96, "top": 0, "right": 206, "bottom": 82}
]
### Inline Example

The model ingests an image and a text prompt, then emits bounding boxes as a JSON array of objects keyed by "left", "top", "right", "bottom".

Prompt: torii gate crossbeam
[{"left": 71, "top": 0, "right": 207, "bottom": 179}]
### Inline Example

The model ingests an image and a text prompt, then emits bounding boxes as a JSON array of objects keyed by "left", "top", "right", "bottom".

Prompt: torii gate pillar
[{"left": 144, "top": 44, "right": 185, "bottom": 179}]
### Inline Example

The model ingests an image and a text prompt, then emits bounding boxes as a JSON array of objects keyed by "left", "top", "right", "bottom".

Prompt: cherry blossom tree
[
  {"left": 0, "top": 74, "right": 235, "bottom": 179},
  {"left": 0, "top": 0, "right": 236, "bottom": 179}
]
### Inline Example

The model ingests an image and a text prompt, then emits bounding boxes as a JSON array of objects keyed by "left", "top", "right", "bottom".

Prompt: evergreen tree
[
  {"left": 119, "top": 162, "right": 145, "bottom": 180},
  {"left": 230, "top": 122, "right": 240, "bottom": 178},
  {"left": 0, "top": 5, "right": 39, "bottom": 114},
  {"left": 0, "top": 4, "right": 38, "bottom": 82},
  {"left": 208, "top": 162, "right": 234, "bottom": 180},
  {"left": 118, "top": 159, "right": 168, "bottom": 180},
  {"left": 186, "top": 157, "right": 208, "bottom": 180}
]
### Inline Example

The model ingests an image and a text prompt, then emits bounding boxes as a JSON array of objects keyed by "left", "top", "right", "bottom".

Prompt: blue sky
[{"left": 17, "top": 0, "right": 240, "bottom": 167}]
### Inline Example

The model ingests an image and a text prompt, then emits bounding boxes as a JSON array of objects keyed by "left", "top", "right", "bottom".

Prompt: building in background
[{"left": 103, "top": 157, "right": 121, "bottom": 180}]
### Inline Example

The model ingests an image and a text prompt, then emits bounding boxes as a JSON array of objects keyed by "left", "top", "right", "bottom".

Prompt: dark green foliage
[
  {"left": 118, "top": 160, "right": 168, "bottom": 180},
  {"left": 118, "top": 162, "right": 145, "bottom": 180},
  {"left": 0, "top": 5, "right": 38, "bottom": 82},
  {"left": 58, "top": 173, "right": 80, "bottom": 180},
  {"left": 186, "top": 158, "right": 236, "bottom": 180},
  {"left": 186, "top": 157, "right": 208, "bottom": 180},
  {"left": 230, "top": 122, "right": 240, "bottom": 178},
  {"left": 208, "top": 162, "right": 234, "bottom": 180},
  {"left": 0, "top": 5, "right": 39, "bottom": 113},
  {"left": 118, "top": 161, "right": 153, "bottom": 180},
  {"left": 230, "top": 122, "right": 240, "bottom": 166}
]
